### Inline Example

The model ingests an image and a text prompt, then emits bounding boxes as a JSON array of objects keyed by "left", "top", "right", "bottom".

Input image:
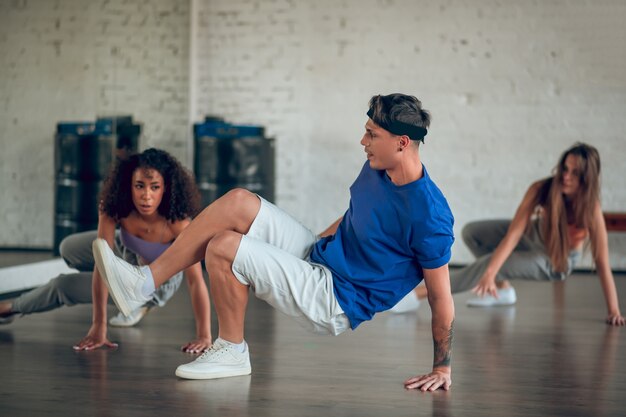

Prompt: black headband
[{"left": 366, "top": 108, "right": 428, "bottom": 142}]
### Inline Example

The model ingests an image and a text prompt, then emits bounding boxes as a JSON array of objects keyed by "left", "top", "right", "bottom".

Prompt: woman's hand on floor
[
  {"left": 181, "top": 337, "right": 212, "bottom": 354},
  {"left": 606, "top": 313, "right": 626, "bottom": 326},
  {"left": 73, "top": 323, "right": 118, "bottom": 351},
  {"left": 472, "top": 275, "right": 499, "bottom": 298}
]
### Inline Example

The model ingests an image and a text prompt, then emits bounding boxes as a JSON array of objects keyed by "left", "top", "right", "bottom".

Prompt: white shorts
[{"left": 231, "top": 196, "right": 350, "bottom": 335}]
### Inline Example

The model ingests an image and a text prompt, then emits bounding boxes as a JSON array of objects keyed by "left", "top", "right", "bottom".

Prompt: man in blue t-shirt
[{"left": 93, "top": 93, "right": 456, "bottom": 391}]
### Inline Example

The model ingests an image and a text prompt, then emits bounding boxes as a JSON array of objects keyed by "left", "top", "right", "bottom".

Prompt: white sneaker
[
  {"left": 175, "top": 338, "right": 252, "bottom": 380},
  {"left": 92, "top": 238, "right": 151, "bottom": 317},
  {"left": 109, "top": 306, "right": 152, "bottom": 327},
  {"left": 466, "top": 287, "right": 517, "bottom": 307},
  {"left": 390, "top": 290, "right": 421, "bottom": 314}
]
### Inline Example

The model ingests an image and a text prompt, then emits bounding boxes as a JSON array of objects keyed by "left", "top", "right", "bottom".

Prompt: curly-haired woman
[{"left": 0, "top": 148, "right": 213, "bottom": 350}]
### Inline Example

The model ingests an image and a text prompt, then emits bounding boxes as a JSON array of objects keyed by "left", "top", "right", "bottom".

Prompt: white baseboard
[{"left": 0, "top": 258, "right": 78, "bottom": 295}]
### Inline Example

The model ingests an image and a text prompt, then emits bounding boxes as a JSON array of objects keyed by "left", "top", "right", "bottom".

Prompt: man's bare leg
[
  {"left": 204, "top": 231, "right": 250, "bottom": 343},
  {"left": 173, "top": 230, "right": 251, "bottom": 380},
  {"left": 149, "top": 189, "right": 261, "bottom": 286}
]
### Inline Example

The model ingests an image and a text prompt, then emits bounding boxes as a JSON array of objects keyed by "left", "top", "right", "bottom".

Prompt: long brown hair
[{"left": 532, "top": 143, "right": 601, "bottom": 272}]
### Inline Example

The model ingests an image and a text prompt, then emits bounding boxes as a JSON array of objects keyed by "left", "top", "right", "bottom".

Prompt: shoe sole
[
  {"left": 92, "top": 239, "right": 133, "bottom": 317},
  {"left": 175, "top": 366, "right": 252, "bottom": 380}
]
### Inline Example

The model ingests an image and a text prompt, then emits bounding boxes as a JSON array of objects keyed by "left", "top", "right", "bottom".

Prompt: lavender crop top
[{"left": 119, "top": 227, "right": 172, "bottom": 263}]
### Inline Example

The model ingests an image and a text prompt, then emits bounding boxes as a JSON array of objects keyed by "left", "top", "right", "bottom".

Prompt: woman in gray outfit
[{"left": 393, "top": 143, "right": 624, "bottom": 326}]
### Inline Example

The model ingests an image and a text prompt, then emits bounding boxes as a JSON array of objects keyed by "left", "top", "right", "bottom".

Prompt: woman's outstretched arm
[
  {"left": 73, "top": 213, "right": 119, "bottom": 350},
  {"left": 472, "top": 182, "right": 540, "bottom": 297},
  {"left": 591, "top": 203, "right": 625, "bottom": 326}
]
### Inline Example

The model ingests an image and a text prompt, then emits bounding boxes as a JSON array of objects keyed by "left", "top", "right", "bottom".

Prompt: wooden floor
[{"left": 0, "top": 257, "right": 625, "bottom": 416}]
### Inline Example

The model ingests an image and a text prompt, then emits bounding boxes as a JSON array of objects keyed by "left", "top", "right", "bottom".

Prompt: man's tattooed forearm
[{"left": 433, "top": 320, "right": 454, "bottom": 368}]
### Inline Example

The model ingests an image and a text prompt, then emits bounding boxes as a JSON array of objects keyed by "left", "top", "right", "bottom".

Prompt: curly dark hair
[{"left": 99, "top": 148, "right": 201, "bottom": 222}]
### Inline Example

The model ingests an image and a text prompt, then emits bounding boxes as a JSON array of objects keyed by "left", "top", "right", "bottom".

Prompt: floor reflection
[{"left": 174, "top": 375, "right": 252, "bottom": 416}]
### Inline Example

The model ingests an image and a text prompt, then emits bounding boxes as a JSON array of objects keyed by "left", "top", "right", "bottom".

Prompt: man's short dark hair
[{"left": 368, "top": 94, "right": 431, "bottom": 134}]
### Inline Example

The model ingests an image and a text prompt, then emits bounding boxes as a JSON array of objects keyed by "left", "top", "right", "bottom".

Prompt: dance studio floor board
[{"left": 0, "top": 261, "right": 624, "bottom": 417}]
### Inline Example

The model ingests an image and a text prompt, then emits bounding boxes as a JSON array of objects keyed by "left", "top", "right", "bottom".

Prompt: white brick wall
[
  {"left": 1, "top": 0, "right": 625, "bottom": 267},
  {"left": 0, "top": 0, "right": 190, "bottom": 248},
  {"left": 193, "top": 0, "right": 626, "bottom": 264}
]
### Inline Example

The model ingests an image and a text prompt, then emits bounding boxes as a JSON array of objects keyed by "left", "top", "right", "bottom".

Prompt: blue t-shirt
[{"left": 310, "top": 162, "right": 454, "bottom": 329}]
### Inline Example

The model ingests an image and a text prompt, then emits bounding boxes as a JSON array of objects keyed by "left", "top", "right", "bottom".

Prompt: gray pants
[
  {"left": 450, "top": 220, "right": 581, "bottom": 294},
  {"left": 12, "top": 231, "right": 182, "bottom": 314}
]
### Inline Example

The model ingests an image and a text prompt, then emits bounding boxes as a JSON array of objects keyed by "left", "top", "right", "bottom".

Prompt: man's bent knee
[
  {"left": 205, "top": 232, "right": 249, "bottom": 288},
  {"left": 206, "top": 231, "right": 243, "bottom": 267},
  {"left": 221, "top": 188, "right": 258, "bottom": 207}
]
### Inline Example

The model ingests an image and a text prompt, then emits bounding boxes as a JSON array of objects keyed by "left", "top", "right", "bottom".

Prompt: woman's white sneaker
[
  {"left": 466, "top": 287, "right": 517, "bottom": 307},
  {"left": 109, "top": 306, "right": 152, "bottom": 327},
  {"left": 390, "top": 290, "right": 421, "bottom": 314},
  {"left": 175, "top": 338, "right": 252, "bottom": 380}
]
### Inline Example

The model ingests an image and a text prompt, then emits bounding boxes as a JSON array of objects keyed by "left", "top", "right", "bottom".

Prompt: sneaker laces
[{"left": 198, "top": 343, "right": 231, "bottom": 362}]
